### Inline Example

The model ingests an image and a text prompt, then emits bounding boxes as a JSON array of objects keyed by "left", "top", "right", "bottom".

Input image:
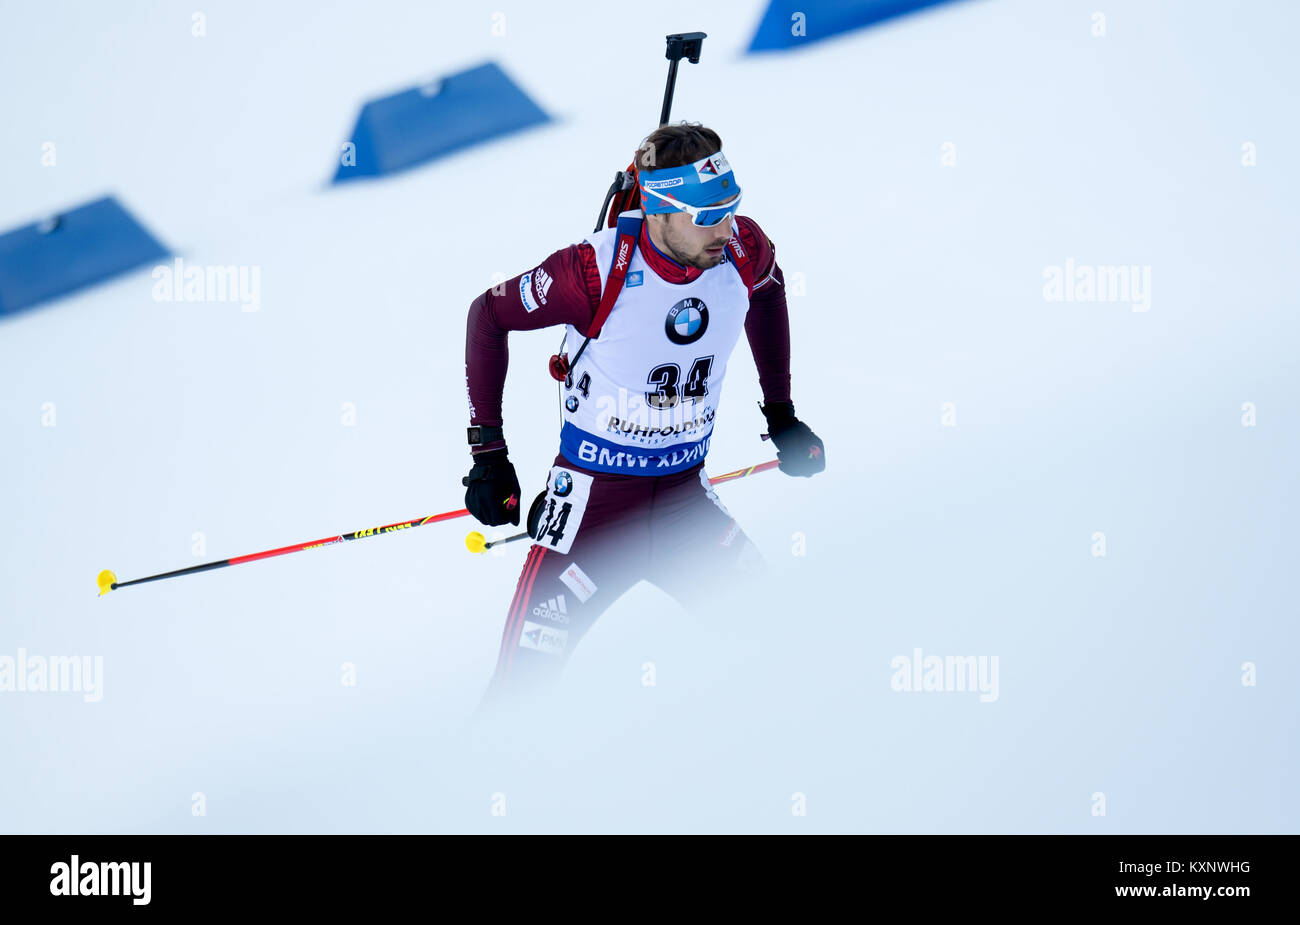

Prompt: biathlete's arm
[
  {"left": 735, "top": 216, "right": 792, "bottom": 406},
  {"left": 464, "top": 244, "right": 603, "bottom": 453}
]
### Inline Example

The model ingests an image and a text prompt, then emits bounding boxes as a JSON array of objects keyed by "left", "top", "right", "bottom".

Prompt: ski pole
[
  {"left": 97, "top": 505, "right": 475, "bottom": 596},
  {"left": 464, "top": 458, "right": 780, "bottom": 554},
  {"left": 703, "top": 457, "right": 781, "bottom": 485}
]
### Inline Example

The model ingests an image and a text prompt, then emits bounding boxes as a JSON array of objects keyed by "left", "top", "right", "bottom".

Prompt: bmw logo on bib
[
  {"left": 565, "top": 395, "right": 579, "bottom": 413},
  {"left": 665, "top": 298, "right": 709, "bottom": 345},
  {"left": 553, "top": 471, "right": 573, "bottom": 497}
]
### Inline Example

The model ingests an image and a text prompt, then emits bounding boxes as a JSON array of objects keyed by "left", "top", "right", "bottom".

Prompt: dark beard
[{"left": 667, "top": 240, "right": 723, "bottom": 270}]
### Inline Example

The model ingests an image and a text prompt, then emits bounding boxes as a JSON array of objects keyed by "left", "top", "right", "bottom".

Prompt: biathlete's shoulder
[
  {"left": 732, "top": 215, "right": 778, "bottom": 290},
  {"left": 528, "top": 241, "right": 602, "bottom": 316}
]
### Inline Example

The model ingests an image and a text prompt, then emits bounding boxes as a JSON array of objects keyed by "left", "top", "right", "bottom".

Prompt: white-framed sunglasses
[{"left": 640, "top": 187, "right": 743, "bottom": 227}]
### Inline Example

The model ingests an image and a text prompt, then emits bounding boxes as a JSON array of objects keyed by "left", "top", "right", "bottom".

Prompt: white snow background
[{"left": 0, "top": 0, "right": 1296, "bottom": 833}]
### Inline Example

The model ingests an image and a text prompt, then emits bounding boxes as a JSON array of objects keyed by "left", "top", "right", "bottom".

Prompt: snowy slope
[{"left": 0, "top": 0, "right": 1297, "bottom": 833}]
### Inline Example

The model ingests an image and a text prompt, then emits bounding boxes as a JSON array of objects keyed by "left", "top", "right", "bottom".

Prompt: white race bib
[{"left": 530, "top": 465, "right": 595, "bottom": 555}]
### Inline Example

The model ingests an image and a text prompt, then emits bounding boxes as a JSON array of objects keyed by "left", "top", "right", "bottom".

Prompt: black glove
[
  {"left": 760, "top": 401, "right": 825, "bottom": 477},
  {"left": 462, "top": 448, "right": 522, "bottom": 526}
]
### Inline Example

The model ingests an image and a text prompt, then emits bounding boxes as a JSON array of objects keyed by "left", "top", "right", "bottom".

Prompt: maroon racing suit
[{"left": 465, "top": 215, "right": 794, "bottom": 709}]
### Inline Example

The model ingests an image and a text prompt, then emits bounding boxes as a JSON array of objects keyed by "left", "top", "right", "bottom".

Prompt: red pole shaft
[{"left": 106, "top": 457, "right": 781, "bottom": 591}]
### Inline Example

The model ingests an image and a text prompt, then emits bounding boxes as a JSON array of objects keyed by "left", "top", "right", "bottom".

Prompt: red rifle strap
[{"left": 586, "top": 211, "right": 644, "bottom": 340}]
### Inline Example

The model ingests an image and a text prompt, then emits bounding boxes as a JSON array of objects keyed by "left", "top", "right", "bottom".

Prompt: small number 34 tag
[{"left": 532, "top": 466, "right": 594, "bottom": 555}]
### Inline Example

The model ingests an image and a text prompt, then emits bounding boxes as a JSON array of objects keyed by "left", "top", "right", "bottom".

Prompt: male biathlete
[{"left": 462, "top": 123, "right": 825, "bottom": 709}]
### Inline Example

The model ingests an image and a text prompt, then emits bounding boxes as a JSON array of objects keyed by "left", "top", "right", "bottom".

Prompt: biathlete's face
[{"left": 649, "top": 202, "right": 736, "bottom": 270}]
